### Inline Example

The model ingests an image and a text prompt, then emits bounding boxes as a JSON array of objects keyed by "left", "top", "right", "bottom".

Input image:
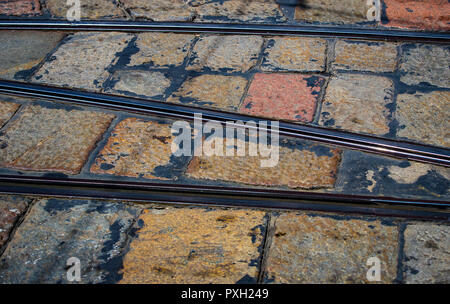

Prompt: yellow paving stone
[
  {"left": 0, "top": 104, "right": 114, "bottom": 174},
  {"left": 0, "top": 100, "right": 20, "bottom": 128},
  {"left": 128, "top": 33, "right": 196, "bottom": 67},
  {"left": 120, "top": 207, "right": 267, "bottom": 284}
]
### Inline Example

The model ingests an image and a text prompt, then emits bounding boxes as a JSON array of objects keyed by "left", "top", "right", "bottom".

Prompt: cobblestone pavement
[
  {"left": 0, "top": 195, "right": 448, "bottom": 283},
  {"left": 0, "top": 1, "right": 449, "bottom": 31},
  {"left": 0, "top": 1, "right": 449, "bottom": 285}
]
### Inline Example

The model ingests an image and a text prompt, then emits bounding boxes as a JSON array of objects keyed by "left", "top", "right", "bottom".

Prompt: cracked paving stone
[
  {"left": 403, "top": 223, "right": 450, "bottom": 284},
  {"left": 0, "top": 0, "right": 41, "bottom": 16},
  {"left": 45, "top": 0, "right": 126, "bottom": 19},
  {"left": 0, "top": 100, "right": 20, "bottom": 128},
  {"left": 319, "top": 74, "right": 393, "bottom": 136},
  {"left": 383, "top": 0, "right": 450, "bottom": 32},
  {"left": 0, "top": 198, "right": 140, "bottom": 284},
  {"left": 261, "top": 37, "right": 327, "bottom": 72},
  {"left": 337, "top": 150, "right": 450, "bottom": 200},
  {"left": 186, "top": 138, "right": 341, "bottom": 189},
  {"left": 119, "top": 207, "right": 267, "bottom": 284},
  {"left": 191, "top": 0, "right": 286, "bottom": 23},
  {"left": 120, "top": 0, "right": 194, "bottom": 21},
  {"left": 333, "top": 40, "right": 398, "bottom": 72},
  {"left": 399, "top": 44, "right": 450, "bottom": 88},
  {"left": 105, "top": 70, "right": 171, "bottom": 100},
  {"left": 396, "top": 91, "right": 450, "bottom": 148},
  {"left": 240, "top": 73, "right": 325, "bottom": 122},
  {"left": 0, "top": 104, "right": 114, "bottom": 174},
  {"left": 294, "top": 0, "right": 369, "bottom": 24},
  {"left": 33, "top": 32, "right": 134, "bottom": 91},
  {"left": 264, "top": 213, "right": 399, "bottom": 283},
  {"left": 0, "top": 31, "right": 66, "bottom": 81},
  {"left": 187, "top": 35, "right": 264, "bottom": 73},
  {"left": 0, "top": 195, "right": 31, "bottom": 249},
  {"left": 128, "top": 33, "right": 195, "bottom": 68},
  {"left": 91, "top": 117, "right": 190, "bottom": 180},
  {"left": 167, "top": 75, "right": 248, "bottom": 111}
]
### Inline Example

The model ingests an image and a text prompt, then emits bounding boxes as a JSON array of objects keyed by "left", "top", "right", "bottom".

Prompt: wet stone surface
[
  {"left": 399, "top": 44, "right": 450, "bottom": 88},
  {"left": 186, "top": 138, "right": 341, "bottom": 189},
  {"left": 294, "top": 0, "right": 369, "bottom": 24},
  {"left": 120, "top": 0, "right": 194, "bottom": 21},
  {"left": 0, "top": 198, "right": 140, "bottom": 284},
  {"left": 0, "top": 0, "right": 41, "bottom": 16},
  {"left": 0, "top": 195, "right": 31, "bottom": 249},
  {"left": 0, "top": 101, "right": 20, "bottom": 128},
  {"left": 44, "top": 0, "right": 126, "bottom": 19},
  {"left": 333, "top": 40, "right": 398, "bottom": 72},
  {"left": 0, "top": 104, "right": 114, "bottom": 174},
  {"left": 128, "top": 33, "right": 195, "bottom": 68},
  {"left": 187, "top": 35, "right": 264, "bottom": 73},
  {"left": 261, "top": 37, "right": 327, "bottom": 72},
  {"left": 403, "top": 223, "right": 450, "bottom": 284},
  {"left": 0, "top": 31, "right": 66, "bottom": 81},
  {"left": 192, "top": 0, "right": 286, "bottom": 23},
  {"left": 383, "top": 0, "right": 450, "bottom": 32},
  {"left": 167, "top": 75, "right": 248, "bottom": 111},
  {"left": 33, "top": 32, "right": 133, "bottom": 91},
  {"left": 91, "top": 117, "right": 190, "bottom": 180},
  {"left": 240, "top": 73, "right": 325, "bottom": 122},
  {"left": 264, "top": 212, "right": 399, "bottom": 283},
  {"left": 319, "top": 74, "right": 393, "bottom": 136},
  {"left": 337, "top": 150, "right": 450, "bottom": 200},
  {"left": 119, "top": 207, "right": 267, "bottom": 284},
  {"left": 396, "top": 91, "right": 450, "bottom": 148},
  {"left": 105, "top": 70, "right": 171, "bottom": 100}
]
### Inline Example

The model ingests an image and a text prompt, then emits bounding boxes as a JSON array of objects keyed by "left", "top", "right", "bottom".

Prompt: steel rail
[
  {"left": 0, "top": 175, "right": 448, "bottom": 220},
  {"left": 0, "top": 20, "right": 449, "bottom": 42},
  {"left": 0, "top": 80, "right": 449, "bottom": 167}
]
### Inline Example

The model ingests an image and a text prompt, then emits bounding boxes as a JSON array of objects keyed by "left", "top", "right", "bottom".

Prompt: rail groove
[{"left": 0, "top": 20, "right": 449, "bottom": 42}]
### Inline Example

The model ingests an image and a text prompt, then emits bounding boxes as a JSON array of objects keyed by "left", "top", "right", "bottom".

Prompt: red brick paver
[
  {"left": 0, "top": 0, "right": 41, "bottom": 16},
  {"left": 240, "top": 73, "right": 325, "bottom": 123},
  {"left": 383, "top": 0, "right": 450, "bottom": 31}
]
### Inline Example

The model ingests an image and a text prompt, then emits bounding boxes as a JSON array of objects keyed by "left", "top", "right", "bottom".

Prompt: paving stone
[
  {"left": 261, "top": 37, "right": 326, "bottom": 72},
  {"left": 128, "top": 33, "right": 195, "bottom": 67},
  {"left": 403, "top": 223, "right": 450, "bottom": 284},
  {"left": 186, "top": 138, "right": 341, "bottom": 189},
  {"left": 337, "top": 150, "right": 450, "bottom": 200},
  {"left": 240, "top": 73, "right": 325, "bottom": 122},
  {"left": 0, "top": 195, "right": 31, "bottom": 249},
  {"left": 120, "top": 207, "right": 266, "bottom": 284},
  {"left": 167, "top": 75, "right": 248, "bottom": 111},
  {"left": 120, "top": 0, "right": 194, "bottom": 21},
  {"left": 0, "top": 198, "right": 140, "bottom": 284},
  {"left": 0, "top": 104, "right": 114, "bottom": 174},
  {"left": 0, "top": 101, "right": 20, "bottom": 128},
  {"left": 399, "top": 44, "right": 450, "bottom": 88},
  {"left": 91, "top": 117, "right": 189, "bottom": 180},
  {"left": 396, "top": 91, "right": 450, "bottom": 148},
  {"left": 264, "top": 212, "right": 399, "bottom": 283},
  {"left": 33, "top": 32, "right": 133, "bottom": 91},
  {"left": 333, "top": 40, "right": 398, "bottom": 72},
  {"left": 187, "top": 35, "right": 264, "bottom": 72},
  {"left": 294, "top": 0, "right": 368, "bottom": 24},
  {"left": 0, "top": 0, "right": 41, "bottom": 16},
  {"left": 105, "top": 70, "right": 171, "bottom": 100},
  {"left": 383, "top": 0, "right": 450, "bottom": 32},
  {"left": 319, "top": 74, "right": 393, "bottom": 136},
  {"left": 45, "top": 0, "right": 126, "bottom": 19},
  {"left": 0, "top": 31, "right": 66, "bottom": 81},
  {"left": 192, "top": 0, "right": 286, "bottom": 23}
]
